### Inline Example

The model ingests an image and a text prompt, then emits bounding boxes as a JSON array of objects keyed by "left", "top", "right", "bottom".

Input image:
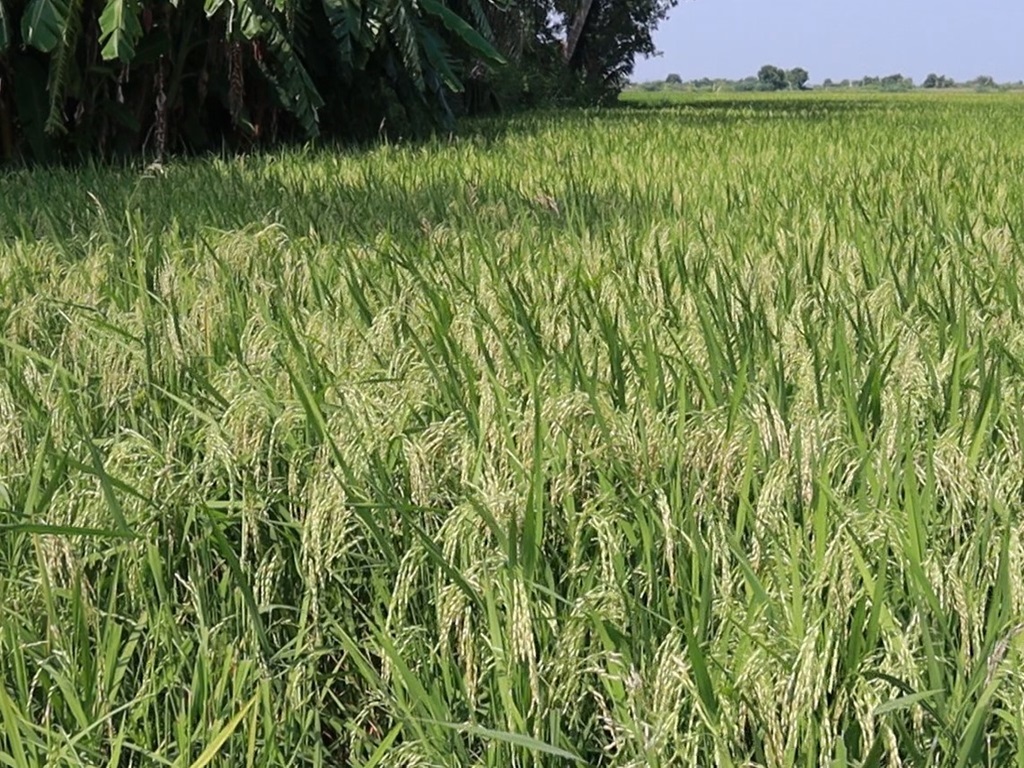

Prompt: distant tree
[
  {"left": 970, "top": 75, "right": 996, "bottom": 89},
  {"left": 786, "top": 67, "right": 810, "bottom": 90},
  {"left": 758, "top": 65, "right": 788, "bottom": 91},
  {"left": 923, "top": 73, "right": 955, "bottom": 89},
  {"left": 881, "top": 73, "right": 913, "bottom": 91},
  {"left": 822, "top": 78, "right": 835, "bottom": 88},
  {"left": 666, "top": 73, "right": 683, "bottom": 84}
]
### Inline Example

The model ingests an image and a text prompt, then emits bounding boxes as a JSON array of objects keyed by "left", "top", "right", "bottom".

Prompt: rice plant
[{"left": 2, "top": 92, "right": 1024, "bottom": 766}]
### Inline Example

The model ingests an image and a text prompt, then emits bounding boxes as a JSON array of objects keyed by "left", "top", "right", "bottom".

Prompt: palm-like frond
[
  {"left": 414, "top": 12, "right": 459, "bottom": 90},
  {"left": 0, "top": 0, "right": 11, "bottom": 51},
  {"left": 237, "top": 0, "right": 324, "bottom": 136},
  {"left": 465, "top": 0, "right": 493, "bottom": 41},
  {"left": 20, "top": 0, "right": 71, "bottom": 52},
  {"left": 387, "top": 0, "right": 424, "bottom": 88},
  {"left": 44, "top": 0, "right": 83, "bottom": 133},
  {"left": 321, "top": 0, "right": 369, "bottom": 69},
  {"left": 420, "top": 0, "right": 503, "bottom": 65},
  {"left": 98, "top": 0, "right": 142, "bottom": 60}
]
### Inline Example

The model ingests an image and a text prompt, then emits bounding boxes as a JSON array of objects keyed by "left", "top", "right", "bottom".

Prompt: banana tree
[{"left": 0, "top": 0, "right": 504, "bottom": 161}]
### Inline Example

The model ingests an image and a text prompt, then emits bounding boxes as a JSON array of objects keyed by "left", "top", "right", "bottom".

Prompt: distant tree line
[
  {"left": 633, "top": 67, "right": 1024, "bottom": 94},
  {"left": 0, "top": 0, "right": 676, "bottom": 162}
]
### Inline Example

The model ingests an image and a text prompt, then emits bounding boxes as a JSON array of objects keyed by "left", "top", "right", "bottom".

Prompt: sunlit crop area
[{"left": 2, "top": 93, "right": 1024, "bottom": 766}]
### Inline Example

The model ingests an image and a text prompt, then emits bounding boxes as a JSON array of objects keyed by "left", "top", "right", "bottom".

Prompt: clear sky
[{"left": 632, "top": 0, "right": 1024, "bottom": 84}]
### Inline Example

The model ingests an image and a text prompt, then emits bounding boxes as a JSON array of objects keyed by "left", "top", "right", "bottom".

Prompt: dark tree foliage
[
  {"left": 560, "top": 0, "right": 677, "bottom": 100},
  {"left": 463, "top": 0, "right": 677, "bottom": 111},
  {"left": 786, "top": 67, "right": 809, "bottom": 90},
  {"left": 0, "top": 0, "right": 503, "bottom": 161},
  {"left": 0, "top": 0, "right": 677, "bottom": 161},
  {"left": 923, "top": 73, "right": 956, "bottom": 89},
  {"left": 757, "top": 64, "right": 787, "bottom": 91}
]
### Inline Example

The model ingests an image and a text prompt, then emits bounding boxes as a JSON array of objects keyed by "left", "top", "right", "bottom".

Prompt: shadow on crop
[{"left": 0, "top": 95, "right": 887, "bottom": 249}]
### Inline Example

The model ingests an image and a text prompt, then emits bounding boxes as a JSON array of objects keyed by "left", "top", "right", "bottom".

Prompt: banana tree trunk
[
  {"left": 0, "top": 65, "right": 12, "bottom": 160},
  {"left": 0, "top": 107, "right": 11, "bottom": 160},
  {"left": 564, "top": 0, "right": 594, "bottom": 65}
]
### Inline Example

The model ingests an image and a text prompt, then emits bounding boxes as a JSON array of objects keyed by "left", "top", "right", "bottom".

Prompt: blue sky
[{"left": 631, "top": 0, "right": 1024, "bottom": 84}]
